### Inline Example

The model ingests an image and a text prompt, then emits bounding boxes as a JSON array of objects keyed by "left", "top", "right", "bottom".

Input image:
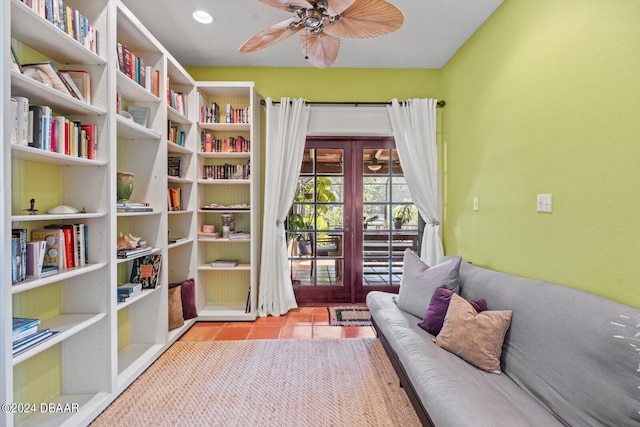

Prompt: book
[
  {"left": 13, "top": 330, "right": 58, "bottom": 357},
  {"left": 12, "top": 229, "right": 27, "bottom": 283},
  {"left": 210, "top": 259, "right": 239, "bottom": 268},
  {"left": 15, "top": 96, "right": 29, "bottom": 146},
  {"left": 10, "top": 43, "right": 22, "bottom": 72},
  {"left": 117, "top": 283, "right": 143, "bottom": 301},
  {"left": 12, "top": 317, "right": 41, "bottom": 342},
  {"left": 59, "top": 70, "right": 91, "bottom": 104},
  {"left": 130, "top": 255, "right": 162, "bottom": 289},
  {"left": 26, "top": 240, "right": 47, "bottom": 277},
  {"left": 80, "top": 123, "right": 97, "bottom": 160},
  {"left": 27, "top": 105, "right": 43, "bottom": 148},
  {"left": 168, "top": 236, "right": 188, "bottom": 244},
  {"left": 31, "top": 228, "right": 64, "bottom": 270},
  {"left": 45, "top": 225, "right": 75, "bottom": 268}
]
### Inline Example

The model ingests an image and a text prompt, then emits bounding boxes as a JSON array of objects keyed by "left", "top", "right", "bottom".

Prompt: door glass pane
[
  {"left": 288, "top": 148, "right": 343, "bottom": 287},
  {"left": 362, "top": 147, "right": 416, "bottom": 287}
]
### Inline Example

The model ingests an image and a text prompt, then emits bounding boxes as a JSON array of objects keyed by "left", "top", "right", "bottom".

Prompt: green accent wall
[
  {"left": 441, "top": 0, "right": 640, "bottom": 307},
  {"left": 186, "top": 67, "right": 441, "bottom": 102}
]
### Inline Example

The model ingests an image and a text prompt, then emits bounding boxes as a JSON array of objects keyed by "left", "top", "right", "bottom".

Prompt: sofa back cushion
[
  {"left": 396, "top": 250, "right": 461, "bottom": 318},
  {"left": 457, "top": 261, "right": 640, "bottom": 427}
]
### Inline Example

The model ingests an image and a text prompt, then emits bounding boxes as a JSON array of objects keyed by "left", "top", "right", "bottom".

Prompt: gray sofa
[{"left": 367, "top": 256, "right": 640, "bottom": 426}]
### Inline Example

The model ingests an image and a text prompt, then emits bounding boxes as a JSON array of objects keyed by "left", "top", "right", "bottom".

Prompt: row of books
[
  {"left": 201, "top": 133, "right": 250, "bottom": 153},
  {"left": 117, "top": 245, "right": 153, "bottom": 259},
  {"left": 168, "top": 122, "right": 186, "bottom": 146},
  {"left": 168, "top": 187, "right": 182, "bottom": 211},
  {"left": 116, "top": 42, "right": 161, "bottom": 97},
  {"left": 199, "top": 103, "right": 250, "bottom": 124},
  {"left": 168, "top": 87, "right": 187, "bottom": 116},
  {"left": 12, "top": 225, "right": 89, "bottom": 284},
  {"left": 200, "top": 101, "right": 220, "bottom": 124},
  {"left": 12, "top": 317, "right": 58, "bottom": 357},
  {"left": 202, "top": 163, "right": 250, "bottom": 180},
  {"left": 20, "top": 0, "right": 100, "bottom": 55},
  {"left": 168, "top": 155, "right": 186, "bottom": 178},
  {"left": 11, "top": 96, "right": 97, "bottom": 159}
]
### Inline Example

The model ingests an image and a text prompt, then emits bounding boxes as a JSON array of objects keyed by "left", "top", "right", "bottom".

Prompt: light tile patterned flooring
[{"left": 179, "top": 306, "right": 377, "bottom": 341}]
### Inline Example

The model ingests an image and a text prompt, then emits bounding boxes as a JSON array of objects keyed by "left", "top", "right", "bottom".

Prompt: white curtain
[
  {"left": 258, "top": 97, "right": 310, "bottom": 317},
  {"left": 387, "top": 98, "right": 444, "bottom": 266}
]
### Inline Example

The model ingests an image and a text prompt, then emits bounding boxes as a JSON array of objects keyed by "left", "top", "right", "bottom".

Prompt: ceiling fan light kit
[{"left": 239, "top": 0, "right": 404, "bottom": 68}]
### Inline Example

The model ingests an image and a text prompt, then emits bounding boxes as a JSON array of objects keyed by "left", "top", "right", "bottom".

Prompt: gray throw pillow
[{"left": 396, "top": 249, "right": 462, "bottom": 319}]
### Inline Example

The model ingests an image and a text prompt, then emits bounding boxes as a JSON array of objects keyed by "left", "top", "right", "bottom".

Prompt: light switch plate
[{"left": 537, "top": 194, "right": 552, "bottom": 212}]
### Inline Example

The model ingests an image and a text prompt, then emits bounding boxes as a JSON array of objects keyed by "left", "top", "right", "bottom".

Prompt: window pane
[
  {"left": 317, "top": 204, "right": 343, "bottom": 230},
  {"left": 363, "top": 176, "right": 389, "bottom": 203},
  {"left": 316, "top": 149, "right": 343, "bottom": 174},
  {"left": 300, "top": 148, "right": 314, "bottom": 174},
  {"left": 317, "top": 176, "right": 342, "bottom": 202},
  {"left": 363, "top": 204, "right": 389, "bottom": 229}
]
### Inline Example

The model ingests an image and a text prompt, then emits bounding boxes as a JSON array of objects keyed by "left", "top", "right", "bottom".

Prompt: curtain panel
[
  {"left": 258, "top": 98, "right": 310, "bottom": 317},
  {"left": 387, "top": 98, "right": 444, "bottom": 266}
]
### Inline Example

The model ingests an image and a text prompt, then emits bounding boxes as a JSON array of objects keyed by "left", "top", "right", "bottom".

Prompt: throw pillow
[
  {"left": 396, "top": 250, "right": 462, "bottom": 319},
  {"left": 418, "top": 288, "right": 487, "bottom": 335},
  {"left": 168, "top": 285, "right": 184, "bottom": 330},
  {"left": 169, "top": 278, "right": 197, "bottom": 320},
  {"left": 434, "top": 294, "right": 512, "bottom": 374}
]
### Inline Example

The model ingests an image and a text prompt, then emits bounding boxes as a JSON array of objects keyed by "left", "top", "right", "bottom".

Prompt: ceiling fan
[{"left": 239, "top": 0, "right": 404, "bottom": 68}]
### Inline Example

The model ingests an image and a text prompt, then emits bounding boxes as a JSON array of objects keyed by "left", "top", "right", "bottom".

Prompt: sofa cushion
[
  {"left": 168, "top": 285, "right": 184, "bottom": 330},
  {"left": 418, "top": 288, "right": 487, "bottom": 335},
  {"left": 434, "top": 294, "right": 512, "bottom": 373},
  {"left": 397, "top": 250, "right": 461, "bottom": 318}
]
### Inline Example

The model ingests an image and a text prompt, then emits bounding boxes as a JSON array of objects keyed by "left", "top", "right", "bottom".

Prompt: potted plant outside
[{"left": 393, "top": 205, "right": 413, "bottom": 230}]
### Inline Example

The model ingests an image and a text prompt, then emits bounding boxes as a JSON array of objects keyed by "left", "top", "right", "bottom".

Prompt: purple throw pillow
[{"left": 418, "top": 288, "right": 487, "bottom": 335}]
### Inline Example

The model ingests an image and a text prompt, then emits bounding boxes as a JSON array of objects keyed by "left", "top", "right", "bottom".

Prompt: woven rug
[
  {"left": 328, "top": 306, "right": 372, "bottom": 326},
  {"left": 91, "top": 339, "right": 419, "bottom": 426}
]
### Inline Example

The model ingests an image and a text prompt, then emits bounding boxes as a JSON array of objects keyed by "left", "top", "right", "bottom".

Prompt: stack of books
[
  {"left": 116, "top": 202, "right": 152, "bottom": 213},
  {"left": 117, "top": 283, "right": 143, "bottom": 303},
  {"left": 210, "top": 259, "right": 239, "bottom": 268},
  {"left": 117, "top": 246, "right": 153, "bottom": 259},
  {"left": 12, "top": 317, "right": 57, "bottom": 357}
]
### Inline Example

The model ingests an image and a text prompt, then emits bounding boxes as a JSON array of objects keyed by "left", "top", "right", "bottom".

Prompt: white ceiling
[{"left": 121, "top": 0, "right": 503, "bottom": 69}]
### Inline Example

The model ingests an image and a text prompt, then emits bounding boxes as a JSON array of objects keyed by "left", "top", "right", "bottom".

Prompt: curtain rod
[{"left": 260, "top": 100, "right": 446, "bottom": 108}]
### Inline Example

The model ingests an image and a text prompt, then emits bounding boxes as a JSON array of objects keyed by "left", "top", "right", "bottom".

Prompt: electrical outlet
[
  {"left": 473, "top": 197, "right": 479, "bottom": 211},
  {"left": 537, "top": 194, "right": 552, "bottom": 212}
]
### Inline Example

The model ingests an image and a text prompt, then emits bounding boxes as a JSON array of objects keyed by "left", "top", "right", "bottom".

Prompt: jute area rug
[
  {"left": 91, "top": 338, "right": 420, "bottom": 426},
  {"left": 328, "top": 306, "right": 372, "bottom": 326}
]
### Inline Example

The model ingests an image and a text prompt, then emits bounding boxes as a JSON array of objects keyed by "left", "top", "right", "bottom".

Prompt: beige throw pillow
[
  {"left": 434, "top": 293, "right": 512, "bottom": 374},
  {"left": 168, "top": 285, "right": 184, "bottom": 330}
]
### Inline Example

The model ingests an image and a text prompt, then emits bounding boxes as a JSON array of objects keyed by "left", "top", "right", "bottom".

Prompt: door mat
[{"left": 328, "top": 306, "right": 372, "bottom": 326}]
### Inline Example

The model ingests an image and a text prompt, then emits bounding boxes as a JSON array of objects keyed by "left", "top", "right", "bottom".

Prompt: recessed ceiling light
[{"left": 193, "top": 10, "right": 213, "bottom": 24}]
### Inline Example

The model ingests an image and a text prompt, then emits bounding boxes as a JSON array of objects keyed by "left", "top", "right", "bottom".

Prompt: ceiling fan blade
[
  {"left": 300, "top": 31, "right": 340, "bottom": 68},
  {"left": 323, "top": 0, "right": 404, "bottom": 39},
  {"left": 324, "top": 0, "right": 356, "bottom": 15},
  {"left": 239, "top": 17, "right": 302, "bottom": 53},
  {"left": 258, "top": 0, "right": 313, "bottom": 12}
]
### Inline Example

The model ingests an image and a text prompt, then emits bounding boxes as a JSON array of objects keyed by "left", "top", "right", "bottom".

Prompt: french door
[{"left": 287, "top": 137, "right": 418, "bottom": 304}]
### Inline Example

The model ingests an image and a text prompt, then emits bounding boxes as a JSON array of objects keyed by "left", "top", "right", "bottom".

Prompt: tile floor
[{"left": 179, "top": 306, "right": 377, "bottom": 341}]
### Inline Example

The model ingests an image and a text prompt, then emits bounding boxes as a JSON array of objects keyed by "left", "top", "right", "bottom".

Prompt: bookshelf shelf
[
  {"left": 11, "top": 144, "right": 107, "bottom": 166},
  {"left": 117, "top": 71, "right": 161, "bottom": 104},
  {"left": 11, "top": 262, "right": 108, "bottom": 295},
  {"left": 199, "top": 151, "right": 251, "bottom": 159},
  {"left": 116, "top": 209, "right": 161, "bottom": 217},
  {"left": 116, "top": 115, "right": 162, "bottom": 140},
  {"left": 168, "top": 176, "right": 192, "bottom": 184},
  {"left": 13, "top": 313, "right": 107, "bottom": 366},
  {"left": 167, "top": 142, "right": 191, "bottom": 154},
  {"left": 167, "top": 106, "right": 192, "bottom": 124},
  {"left": 11, "top": 72, "right": 106, "bottom": 116},
  {"left": 199, "top": 263, "right": 252, "bottom": 271},
  {"left": 198, "top": 122, "right": 250, "bottom": 132},
  {"left": 198, "top": 306, "right": 255, "bottom": 322},
  {"left": 11, "top": 212, "right": 107, "bottom": 222},
  {"left": 117, "top": 286, "right": 161, "bottom": 311},
  {"left": 168, "top": 209, "right": 194, "bottom": 215},
  {"left": 116, "top": 247, "right": 162, "bottom": 265},
  {"left": 197, "top": 179, "right": 251, "bottom": 185}
]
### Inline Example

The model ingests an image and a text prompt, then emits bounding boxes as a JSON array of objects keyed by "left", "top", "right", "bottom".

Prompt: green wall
[
  {"left": 186, "top": 67, "right": 441, "bottom": 102},
  {"left": 441, "top": 0, "right": 640, "bottom": 307}
]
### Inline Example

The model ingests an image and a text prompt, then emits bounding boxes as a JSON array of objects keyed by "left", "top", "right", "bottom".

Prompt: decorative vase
[{"left": 117, "top": 172, "right": 134, "bottom": 202}]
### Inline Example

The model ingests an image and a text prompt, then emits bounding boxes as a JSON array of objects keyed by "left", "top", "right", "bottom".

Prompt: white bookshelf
[
  {"left": 1, "top": 1, "right": 202, "bottom": 425},
  {"left": 196, "top": 82, "right": 261, "bottom": 321}
]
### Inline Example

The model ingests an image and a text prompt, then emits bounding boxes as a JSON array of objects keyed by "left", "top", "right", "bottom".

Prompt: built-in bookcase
[
  {"left": 196, "top": 82, "right": 261, "bottom": 321},
  {"left": 1, "top": 1, "right": 199, "bottom": 425}
]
